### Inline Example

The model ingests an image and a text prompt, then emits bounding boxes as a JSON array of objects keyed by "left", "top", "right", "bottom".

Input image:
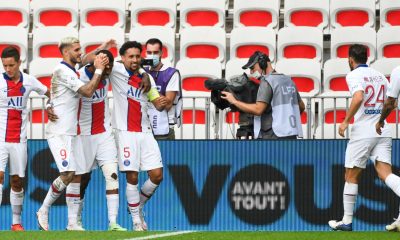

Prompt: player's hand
[
  {"left": 157, "top": 96, "right": 168, "bottom": 107},
  {"left": 221, "top": 91, "right": 237, "bottom": 105},
  {"left": 93, "top": 53, "right": 109, "bottom": 71},
  {"left": 46, "top": 106, "right": 58, "bottom": 122},
  {"left": 99, "top": 39, "right": 117, "bottom": 50},
  {"left": 140, "top": 72, "right": 151, "bottom": 93},
  {"left": 338, "top": 121, "right": 349, "bottom": 137},
  {"left": 376, "top": 121, "right": 385, "bottom": 135}
]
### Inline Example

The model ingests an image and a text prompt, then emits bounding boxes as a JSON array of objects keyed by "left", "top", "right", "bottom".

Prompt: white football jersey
[
  {"left": 0, "top": 72, "right": 47, "bottom": 142},
  {"left": 110, "top": 62, "right": 157, "bottom": 133},
  {"left": 78, "top": 65, "right": 111, "bottom": 135},
  {"left": 387, "top": 66, "right": 400, "bottom": 99},
  {"left": 46, "top": 62, "right": 84, "bottom": 137},
  {"left": 346, "top": 64, "right": 391, "bottom": 139}
]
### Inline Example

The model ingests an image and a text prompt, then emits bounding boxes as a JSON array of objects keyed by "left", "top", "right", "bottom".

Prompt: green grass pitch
[{"left": 0, "top": 231, "right": 399, "bottom": 240}]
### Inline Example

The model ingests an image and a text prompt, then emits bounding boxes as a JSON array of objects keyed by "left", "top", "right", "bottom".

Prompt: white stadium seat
[
  {"left": 277, "top": 27, "right": 324, "bottom": 62},
  {"left": 29, "top": 58, "right": 61, "bottom": 91},
  {"left": 0, "top": 0, "right": 29, "bottom": 29},
  {"left": 380, "top": 0, "right": 400, "bottom": 27},
  {"left": 180, "top": 27, "right": 226, "bottom": 64},
  {"left": 230, "top": 27, "right": 276, "bottom": 62},
  {"left": 31, "top": 0, "right": 78, "bottom": 29},
  {"left": 225, "top": 59, "right": 249, "bottom": 81},
  {"left": 180, "top": 0, "right": 225, "bottom": 29},
  {"left": 321, "top": 59, "right": 351, "bottom": 96},
  {"left": 79, "top": 0, "right": 125, "bottom": 29},
  {"left": 131, "top": 0, "right": 177, "bottom": 29},
  {"left": 377, "top": 26, "right": 400, "bottom": 59},
  {"left": 330, "top": 0, "right": 376, "bottom": 29},
  {"left": 330, "top": 27, "right": 377, "bottom": 63},
  {"left": 371, "top": 58, "right": 400, "bottom": 81},
  {"left": 275, "top": 59, "right": 321, "bottom": 97},
  {"left": 284, "top": 0, "right": 329, "bottom": 30},
  {"left": 32, "top": 27, "right": 78, "bottom": 59},
  {"left": 0, "top": 26, "right": 28, "bottom": 68},
  {"left": 79, "top": 27, "right": 125, "bottom": 58},
  {"left": 233, "top": 0, "right": 280, "bottom": 30}
]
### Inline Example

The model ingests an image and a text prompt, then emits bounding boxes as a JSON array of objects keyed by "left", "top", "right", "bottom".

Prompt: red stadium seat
[
  {"left": 131, "top": 0, "right": 176, "bottom": 29},
  {"left": 284, "top": 0, "right": 329, "bottom": 30},
  {"left": 31, "top": 0, "right": 78, "bottom": 28},
  {"left": 80, "top": 0, "right": 125, "bottom": 28},
  {"left": 0, "top": 0, "right": 29, "bottom": 28},
  {"left": 180, "top": 0, "right": 225, "bottom": 29},
  {"left": 330, "top": 0, "right": 375, "bottom": 29},
  {"left": 233, "top": 0, "right": 280, "bottom": 30}
]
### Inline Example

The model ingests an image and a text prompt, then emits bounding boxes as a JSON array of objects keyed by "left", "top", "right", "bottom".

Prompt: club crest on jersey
[
  {"left": 124, "top": 159, "right": 130, "bottom": 166},
  {"left": 62, "top": 160, "right": 68, "bottom": 167},
  {"left": 20, "top": 86, "right": 26, "bottom": 94},
  {"left": 8, "top": 96, "right": 23, "bottom": 108}
]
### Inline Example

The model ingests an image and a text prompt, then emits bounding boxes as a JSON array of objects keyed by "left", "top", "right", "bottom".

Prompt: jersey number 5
[{"left": 365, "top": 84, "right": 385, "bottom": 107}]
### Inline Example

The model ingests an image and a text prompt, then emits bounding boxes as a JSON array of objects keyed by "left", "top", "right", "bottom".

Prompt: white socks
[
  {"left": 342, "top": 182, "right": 358, "bottom": 224},
  {"left": 106, "top": 194, "right": 119, "bottom": 224},
  {"left": 385, "top": 174, "right": 400, "bottom": 197},
  {"left": 0, "top": 184, "right": 3, "bottom": 206},
  {"left": 140, "top": 179, "right": 159, "bottom": 207},
  {"left": 40, "top": 177, "right": 67, "bottom": 212},
  {"left": 66, "top": 183, "right": 81, "bottom": 225},
  {"left": 126, "top": 183, "right": 140, "bottom": 223},
  {"left": 10, "top": 189, "right": 24, "bottom": 225}
]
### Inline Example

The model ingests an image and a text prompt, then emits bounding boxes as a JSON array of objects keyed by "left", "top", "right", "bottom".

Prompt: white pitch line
[{"left": 125, "top": 231, "right": 197, "bottom": 240}]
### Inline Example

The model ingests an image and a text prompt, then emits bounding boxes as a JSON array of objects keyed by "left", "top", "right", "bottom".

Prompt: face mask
[
  {"left": 146, "top": 54, "right": 160, "bottom": 67},
  {"left": 249, "top": 70, "right": 261, "bottom": 79}
]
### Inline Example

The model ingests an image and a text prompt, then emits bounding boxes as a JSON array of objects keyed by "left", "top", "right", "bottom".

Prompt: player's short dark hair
[
  {"left": 97, "top": 49, "right": 114, "bottom": 63},
  {"left": 119, "top": 41, "right": 142, "bottom": 56},
  {"left": 145, "top": 38, "right": 163, "bottom": 51},
  {"left": 1, "top": 46, "right": 20, "bottom": 62},
  {"left": 348, "top": 44, "right": 368, "bottom": 64}
]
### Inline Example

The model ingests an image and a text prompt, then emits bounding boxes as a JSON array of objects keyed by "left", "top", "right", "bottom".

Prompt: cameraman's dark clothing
[{"left": 256, "top": 74, "right": 302, "bottom": 139}]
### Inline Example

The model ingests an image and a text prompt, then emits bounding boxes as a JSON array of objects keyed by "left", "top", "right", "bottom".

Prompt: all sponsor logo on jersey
[
  {"left": 8, "top": 96, "right": 23, "bottom": 108},
  {"left": 127, "top": 86, "right": 142, "bottom": 100},
  {"left": 92, "top": 87, "right": 106, "bottom": 101}
]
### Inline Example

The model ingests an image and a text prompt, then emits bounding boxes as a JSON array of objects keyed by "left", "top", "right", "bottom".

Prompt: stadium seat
[
  {"left": 32, "top": 27, "right": 78, "bottom": 59},
  {"left": 229, "top": 27, "right": 276, "bottom": 62},
  {"left": 0, "top": 27, "right": 28, "bottom": 68},
  {"left": 176, "top": 98, "right": 216, "bottom": 139},
  {"left": 219, "top": 109, "right": 240, "bottom": 139},
  {"left": 330, "top": 0, "right": 376, "bottom": 29},
  {"left": 31, "top": 0, "right": 78, "bottom": 28},
  {"left": 180, "top": 0, "right": 225, "bottom": 29},
  {"left": 129, "top": 26, "right": 175, "bottom": 66},
  {"left": 180, "top": 27, "right": 226, "bottom": 64},
  {"left": 233, "top": 0, "right": 280, "bottom": 30},
  {"left": 29, "top": 58, "right": 61, "bottom": 90},
  {"left": 175, "top": 59, "right": 222, "bottom": 97},
  {"left": 79, "top": 27, "right": 125, "bottom": 58},
  {"left": 380, "top": 0, "right": 400, "bottom": 27},
  {"left": 321, "top": 59, "right": 352, "bottom": 95},
  {"left": 275, "top": 59, "right": 321, "bottom": 97},
  {"left": 0, "top": 0, "right": 29, "bottom": 29},
  {"left": 277, "top": 27, "right": 323, "bottom": 62},
  {"left": 377, "top": 27, "right": 400, "bottom": 59},
  {"left": 284, "top": 0, "right": 329, "bottom": 30},
  {"left": 371, "top": 58, "right": 400, "bottom": 81},
  {"left": 225, "top": 59, "right": 249, "bottom": 81},
  {"left": 79, "top": 0, "right": 125, "bottom": 28},
  {"left": 314, "top": 104, "right": 353, "bottom": 139},
  {"left": 131, "top": 0, "right": 176, "bottom": 29},
  {"left": 330, "top": 27, "right": 377, "bottom": 62}
]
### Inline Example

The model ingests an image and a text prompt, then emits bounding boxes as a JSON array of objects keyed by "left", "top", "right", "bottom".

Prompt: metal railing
[{"left": 26, "top": 95, "right": 400, "bottom": 140}]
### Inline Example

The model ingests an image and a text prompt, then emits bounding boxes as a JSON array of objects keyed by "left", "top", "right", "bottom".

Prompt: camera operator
[{"left": 222, "top": 51, "right": 305, "bottom": 139}]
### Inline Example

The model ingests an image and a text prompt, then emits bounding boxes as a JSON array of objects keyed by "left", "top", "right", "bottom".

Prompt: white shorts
[
  {"left": 79, "top": 131, "right": 118, "bottom": 173},
  {"left": 0, "top": 142, "right": 27, "bottom": 177},
  {"left": 345, "top": 137, "right": 392, "bottom": 169},
  {"left": 47, "top": 135, "right": 86, "bottom": 175},
  {"left": 115, "top": 130, "right": 163, "bottom": 172}
]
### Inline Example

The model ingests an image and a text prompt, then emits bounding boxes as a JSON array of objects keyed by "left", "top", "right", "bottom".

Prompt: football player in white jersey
[
  {"left": 75, "top": 49, "right": 126, "bottom": 231},
  {"left": 36, "top": 37, "right": 109, "bottom": 231},
  {"left": 329, "top": 44, "right": 400, "bottom": 231},
  {"left": 376, "top": 65, "right": 400, "bottom": 231},
  {"left": 110, "top": 41, "right": 166, "bottom": 231},
  {"left": 0, "top": 46, "right": 50, "bottom": 231}
]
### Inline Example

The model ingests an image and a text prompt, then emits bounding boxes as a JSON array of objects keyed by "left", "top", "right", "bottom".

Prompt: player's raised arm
[
  {"left": 77, "top": 53, "right": 109, "bottom": 97},
  {"left": 81, "top": 39, "right": 116, "bottom": 66}
]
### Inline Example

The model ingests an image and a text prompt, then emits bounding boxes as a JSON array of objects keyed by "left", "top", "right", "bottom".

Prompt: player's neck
[
  {"left": 62, "top": 58, "right": 76, "bottom": 68},
  {"left": 9, "top": 72, "right": 21, "bottom": 83}
]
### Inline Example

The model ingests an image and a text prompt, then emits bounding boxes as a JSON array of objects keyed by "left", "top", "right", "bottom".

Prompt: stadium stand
[
  {"left": 130, "top": 0, "right": 177, "bottom": 29},
  {"left": 79, "top": 0, "right": 125, "bottom": 28},
  {"left": 380, "top": 0, "right": 400, "bottom": 27},
  {"left": 31, "top": 0, "right": 79, "bottom": 28},
  {"left": 179, "top": 0, "right": 225, "bottom": 29},
  {"left": 225, "top": 59, "right": 249, "bottom": 81},
  {"left": 229, "top": 27, "right": 276, "bottom": 62},
  {"left": 233, "top": 0, "right": 280, "bottom": 30},
  {"left": 371, "top": 58, "right": 400, "bottom": 81},
  {"left": 29, "top": 58, "right": 61, "bottom": 89},
  {"left": 0, "top": 0, "right": 30, "bottom": 29},
  {"left": 283, "top": 0, "right": 329, "bottom": 30},
  {"left": 330, "top": 0, "right": 376, "bottom": 29},
  {"left": 0, "top": 26, "right": 28, "bottom": 68},
  {"left": 79, "top": 27, "right": 125, "bottom": 58},
  {"left": 377, "top": 26, "right": 400, "bottom": 59},
  {"left": 32, "top": 27, "right": 78, "bottom": 59}
]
